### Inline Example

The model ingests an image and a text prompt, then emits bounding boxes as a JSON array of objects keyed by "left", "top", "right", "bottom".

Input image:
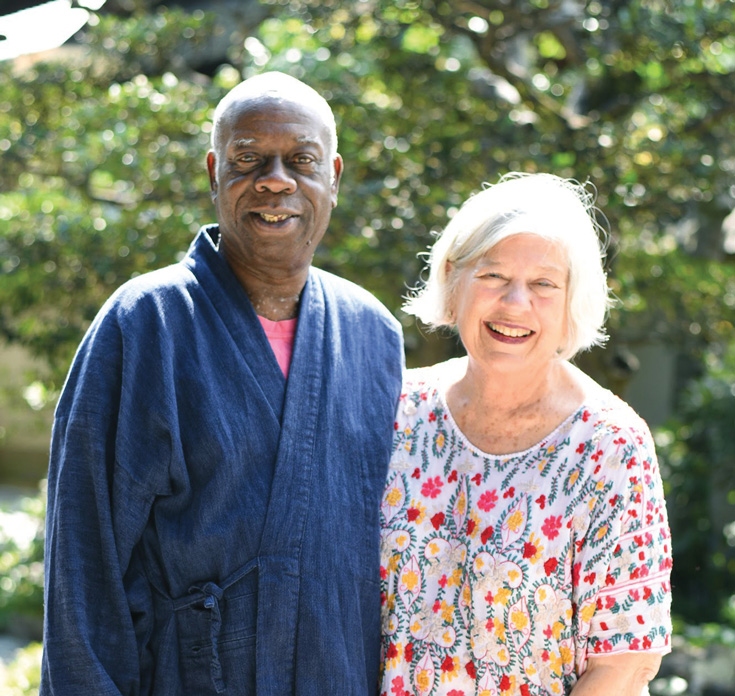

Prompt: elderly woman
[{"left": 379, "top": 173, "right": 672, "bottom": 696}]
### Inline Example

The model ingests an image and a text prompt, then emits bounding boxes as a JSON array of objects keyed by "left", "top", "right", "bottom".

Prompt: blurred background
[{"left": 0, "top": 0, "right": 734, "bottom": 693}]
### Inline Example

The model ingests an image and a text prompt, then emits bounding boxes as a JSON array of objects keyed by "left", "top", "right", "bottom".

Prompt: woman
[{"left": 379, "top": 173, "right": 672, "bottom": 696}]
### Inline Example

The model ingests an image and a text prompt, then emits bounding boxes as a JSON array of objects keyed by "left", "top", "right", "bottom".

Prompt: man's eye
[{"left": 293, "top": 155, "right": 316, "bottom": 165}]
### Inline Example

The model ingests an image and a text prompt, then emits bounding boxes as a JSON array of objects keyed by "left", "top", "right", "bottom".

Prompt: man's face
[{"left": 207, "top": 96, "right": 342, "bottom": 278}]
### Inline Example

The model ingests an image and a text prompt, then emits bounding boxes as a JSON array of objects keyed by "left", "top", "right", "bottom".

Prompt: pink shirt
[{"left": 258, "top": 315, "right": 297, "bottom": 378}]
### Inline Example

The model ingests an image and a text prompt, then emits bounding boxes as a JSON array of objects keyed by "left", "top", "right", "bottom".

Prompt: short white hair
[
  {"left": 210, "top": 71, "right": 338, "bottom": 161},
  {"left": 404, "top": 173, "right": 612, "bottom": 360}
]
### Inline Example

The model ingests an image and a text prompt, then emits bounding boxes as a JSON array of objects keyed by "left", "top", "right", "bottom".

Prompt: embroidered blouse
[{"left": 379, "top": 359, "right": 672, "bottom": 696}]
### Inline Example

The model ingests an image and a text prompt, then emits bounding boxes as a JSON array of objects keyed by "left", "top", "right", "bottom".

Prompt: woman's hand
[{"left": 570, "top": 652, "right": 663, "bottom": 695}]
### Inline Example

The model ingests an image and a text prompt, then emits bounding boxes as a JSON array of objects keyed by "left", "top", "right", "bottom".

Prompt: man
[{"left": 41, "top": 72, "right": 404, "bottom": 695}]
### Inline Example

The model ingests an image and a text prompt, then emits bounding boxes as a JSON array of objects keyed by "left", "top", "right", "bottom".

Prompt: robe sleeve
[{"left": 41, "top": 296, "right": 173, "bottom": 695}]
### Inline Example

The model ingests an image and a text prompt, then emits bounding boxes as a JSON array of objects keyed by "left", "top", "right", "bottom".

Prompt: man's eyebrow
[{"left": 230, "top": 136, "right": 322, "bottom": 149}]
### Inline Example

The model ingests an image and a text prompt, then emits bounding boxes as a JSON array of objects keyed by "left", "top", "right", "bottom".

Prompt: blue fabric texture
[{"left": 41, "top": 226, "right": 404, "bottom": 695}]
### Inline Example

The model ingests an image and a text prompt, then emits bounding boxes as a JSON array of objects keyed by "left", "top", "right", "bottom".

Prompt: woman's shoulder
[
  {"left": 402, "top": 356, "right": 466, "bottom": 395},
  {"left": 566, "top": 363, "right": 654, "bottom": 445}
]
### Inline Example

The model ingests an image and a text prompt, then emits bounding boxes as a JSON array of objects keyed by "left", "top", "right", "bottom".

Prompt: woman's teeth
[{"left": 487, "top": 322, "right": 532, "bottom": 338}]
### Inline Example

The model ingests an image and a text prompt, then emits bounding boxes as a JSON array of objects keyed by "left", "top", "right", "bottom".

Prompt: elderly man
[{"left": 41, "top": 72, "right": 404, "bottom": 695}]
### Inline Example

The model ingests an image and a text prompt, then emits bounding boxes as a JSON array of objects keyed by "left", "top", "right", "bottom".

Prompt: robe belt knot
[{"left": 189, "top": 580, "right": 226, "bottom": 693}]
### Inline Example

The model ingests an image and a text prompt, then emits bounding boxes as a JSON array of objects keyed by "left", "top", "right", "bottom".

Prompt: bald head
[{"left": 211, "top": 72, "right": 338, "bottom": 161}]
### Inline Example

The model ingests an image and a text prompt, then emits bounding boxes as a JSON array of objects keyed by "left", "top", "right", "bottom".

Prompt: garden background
[{"left": 1, "top": 0, "right": 734, "bottom": 693}]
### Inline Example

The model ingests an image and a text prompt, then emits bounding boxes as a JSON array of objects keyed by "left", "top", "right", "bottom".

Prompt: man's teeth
[
  {"left": 259, "top": 213, "right": 291, "bottom": 222},
  {"left": 487, "top": 322, "right": 532, "bottom": 338}
]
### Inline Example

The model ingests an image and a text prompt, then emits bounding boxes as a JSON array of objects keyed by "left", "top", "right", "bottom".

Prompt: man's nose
[{"left": 254, "top": 158, "right": 297, "bottom": 194}]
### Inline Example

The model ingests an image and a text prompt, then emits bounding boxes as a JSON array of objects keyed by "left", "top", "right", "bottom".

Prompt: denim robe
[{"left": 41, "top": 226, "right": 404, "bottom": 695}]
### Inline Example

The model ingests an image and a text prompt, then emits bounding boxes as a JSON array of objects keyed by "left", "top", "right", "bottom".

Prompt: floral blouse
[{"left": 379, "top": 360, "right": 672, "bottom": 696}]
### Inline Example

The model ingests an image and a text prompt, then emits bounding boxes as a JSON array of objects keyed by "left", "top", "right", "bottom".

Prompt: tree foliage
[{"left": 0, "top": 0, "right": 734, "bottom": 622}]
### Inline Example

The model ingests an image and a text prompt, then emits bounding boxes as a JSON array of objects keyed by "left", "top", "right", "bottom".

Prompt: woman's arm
[{"left": 571, "top": 652, "right": 662, "bottom": 695}]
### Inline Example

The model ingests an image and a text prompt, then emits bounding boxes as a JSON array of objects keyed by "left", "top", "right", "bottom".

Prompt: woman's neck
[{"left": 445, "top": 357, "right": 585, "bottom": 455}]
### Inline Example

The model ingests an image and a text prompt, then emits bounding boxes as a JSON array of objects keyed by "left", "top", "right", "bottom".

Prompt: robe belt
[{"left": 172, "top": 558, "right": 259, "bottom": 694}]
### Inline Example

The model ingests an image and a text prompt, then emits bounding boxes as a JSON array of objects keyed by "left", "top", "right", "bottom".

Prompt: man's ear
[
  {"left": 330, "top": 154, "right": 344, "bottom": 208},
  {"left": 206, "top": 151, "right": 217, "bottom": 200}
]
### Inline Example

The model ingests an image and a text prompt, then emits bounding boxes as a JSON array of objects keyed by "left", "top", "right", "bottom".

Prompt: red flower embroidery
[
  {"left": 471, "top": 473, "right": 482, "bottom": 485},
  {"left": 541, "top": 515, "right": 563, "bottom": 540},
  {"left": 407, "top": 508, "right": 420, "bottom": 522},
  {"left": 431, "top": 512, "right": 445, "bottom": 530},
  {"left": 544, "top": 557, "right": 558, "bottom": 576},
  {"left": 477, "top": 489, "right": 499, "bottom": 511},
  {"left": 503, "top": 486, "right": 516, "bottom": 499},
  {"left": 481, "top": 525, "right": 494, "bottom": 545},
  {"left": 440, "top": 655, "right": 455, "bottom": 672},
  {"left": 465, "top": 660, "right": 476, "bottom": 678},
  {"left": 523, "top": 542, "right": 537, "bottom": 559},
  {"left": 428, "top": 411, "right": 437, "bottom": 422},
  {"left": 467, "top": 519, "right": 476, "bottom": 535},
  {"left": 421, "top": 476, "right": 444, "bottom": 498},
  {"left": 535, "top": 494, "right": 547, "bottom": 509},
  {"left": 404, "top": 642, "right": 413, "bottom": 662},
  {"left": 391, "top": 676, "right": 409, "bottom": 696}
]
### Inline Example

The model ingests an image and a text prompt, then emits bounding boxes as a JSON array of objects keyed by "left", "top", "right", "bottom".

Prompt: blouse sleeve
[{"left": 574, "top": 418, "right": 673, "bottom": 662}]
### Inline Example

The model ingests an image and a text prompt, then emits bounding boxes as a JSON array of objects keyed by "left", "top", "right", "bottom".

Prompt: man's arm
[
  {"left": 41, "top": 312, "right": 160, "bottom": 695},
  {"left": 571, "top": 652, "right": 662, "bottom": 695}
]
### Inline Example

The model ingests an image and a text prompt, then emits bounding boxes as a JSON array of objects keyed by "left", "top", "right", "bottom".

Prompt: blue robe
[{"left": 41, "top": 226, "right": 404, "bottom": 695}]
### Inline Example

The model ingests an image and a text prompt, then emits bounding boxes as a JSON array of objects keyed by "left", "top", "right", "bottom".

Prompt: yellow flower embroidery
[
  {"left": 385, "top": 487, "right": 402, "bottom": 507},
  {"left": 416, "top": 668, "right": 431, "bottom": 692},
  {"left": 447, "top": 568, "right": 463, "bottom": 588},
  {"left": 560, "top": 643, "right": 573, "bottom": 668},
  {"left": 440, "top": 600, "right": 455, "bottom": 624},
  {"left": 402, "top": 569, "right": 419, "bottom": 591},
  {"left": 510, "top": 607, "right": 529, "bottom": 631},
  {"left": 506, "top": 510, "right": 524, "bottom": 532},
  {"left": 595, "top": 524, "right": 609, "bottom": 541},
  {"left": 579, "top": 601, "right": 596, "bottom": 624},
  {"left": 494, "top": 587, "right": 512, "bottom": 606}
]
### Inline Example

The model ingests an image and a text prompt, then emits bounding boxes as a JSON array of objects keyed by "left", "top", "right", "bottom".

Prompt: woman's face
[{"left": 451, "top": 233, "right": 569, "bottom": 374}]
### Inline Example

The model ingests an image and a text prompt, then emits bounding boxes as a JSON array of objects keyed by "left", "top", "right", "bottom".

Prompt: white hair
[
  {"left": 404, "top": 172, "right": 612, "bottom": 360},
  {"left": 210, "top": 71, "right": 338, "bottom": 161}
]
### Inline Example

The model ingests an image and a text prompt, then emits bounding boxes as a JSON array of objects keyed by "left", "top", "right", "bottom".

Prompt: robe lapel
[
  {"left": 255, "top": 269, "right": 326, "bottom": 696},
  {"left": 185, "top": 227, "right": 286, "bottom": 424},
  {"left": 258, "top": 267, "right": 324, "bottom": 551}
]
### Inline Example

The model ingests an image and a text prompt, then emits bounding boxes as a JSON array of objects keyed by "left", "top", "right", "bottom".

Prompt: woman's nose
[{"left": 502, "top": 281, "right": 531, "bottom": 306}]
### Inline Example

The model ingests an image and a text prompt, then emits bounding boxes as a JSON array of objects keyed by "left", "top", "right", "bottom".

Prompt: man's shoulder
[
  {"left": 105, "top": 261, "right": 196, "bottom": 315},
  {"left": 311, "top": 267, "right": 398, "bottom": 325}
]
